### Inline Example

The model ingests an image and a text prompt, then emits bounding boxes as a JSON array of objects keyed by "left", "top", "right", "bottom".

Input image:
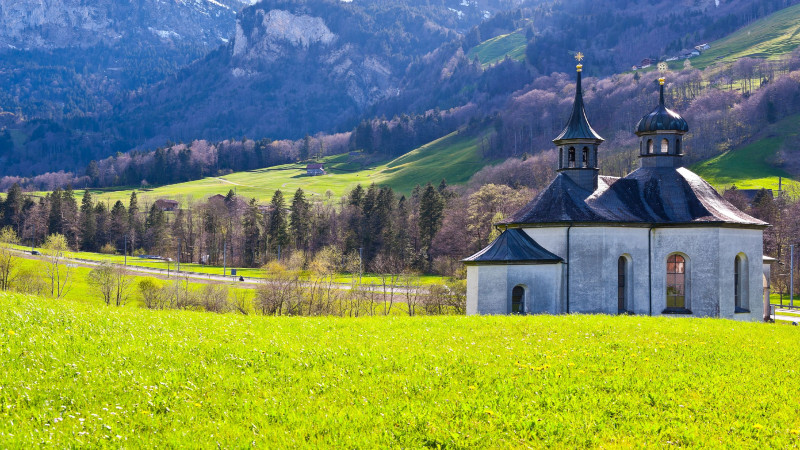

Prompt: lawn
[
  {"left": 0, "top": 294, "right": 798, "bottom": 447},
  {"left": 691, "top": 115, "right": 800, "bottom": 193},
  {"left": 467, "top": 30, "right": 527, "bottom": 67},
  {"left": 78, "top": 130, "right": 489, "bottom": 205}
]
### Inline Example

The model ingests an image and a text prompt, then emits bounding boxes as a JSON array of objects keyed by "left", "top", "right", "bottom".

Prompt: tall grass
[{"left": 0, "top": 293, "right": 798, "bottom": 447}]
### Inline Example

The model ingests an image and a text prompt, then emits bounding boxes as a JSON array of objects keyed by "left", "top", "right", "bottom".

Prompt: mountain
[
  {"left": 0, "top": 0, "right": 254, "bottom": 119},
  {"left": 114, "top": 0, "right": 467, "bottom": 146}
]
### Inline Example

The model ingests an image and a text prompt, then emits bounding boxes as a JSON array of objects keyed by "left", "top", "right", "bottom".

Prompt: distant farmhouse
[
  {"left": 464, "top": 61, "right": 770, "bottom": 322},
  {"left": 306, "top": 163, "right": 326, "bottom": 176},
  {"left": 154, "top": 199, "right": 179, "bottom": 212}
]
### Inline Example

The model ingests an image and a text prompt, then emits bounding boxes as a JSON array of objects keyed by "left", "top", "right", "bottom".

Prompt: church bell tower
[
  {"left": 554, "top": 54, "right": 604, "bottom": 192},
  {"left": 635, "top": 68, "right": 689, "bottom": 168}
]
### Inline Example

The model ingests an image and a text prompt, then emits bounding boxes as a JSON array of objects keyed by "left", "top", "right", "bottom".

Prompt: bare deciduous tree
[
  {"left": 0, "top": 227, "right": 20, "bottom": 291},
  {"left": 43, "top": 233, "right": 73, "bottom": 299},
  {"left": 88, "top": 262, "right": 134, "bottom": 306}
]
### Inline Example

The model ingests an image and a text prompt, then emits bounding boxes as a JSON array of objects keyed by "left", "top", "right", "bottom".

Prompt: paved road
[{"left": 15, "top": 249, "right": 422, "bottom": 294}]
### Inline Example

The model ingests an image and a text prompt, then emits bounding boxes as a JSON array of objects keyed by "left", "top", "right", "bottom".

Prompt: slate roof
[
  {"left": 636, "top": 84, "right": 689, "bottom": 134},
  {"left": 553, "top": 69, "right": 604, "bottom": 143},
  {"left": 462, "top": 228, "right": 563, "bottom": 265},
  {"left": 504, "top": 167, "right": 767, "bottom": 227}
]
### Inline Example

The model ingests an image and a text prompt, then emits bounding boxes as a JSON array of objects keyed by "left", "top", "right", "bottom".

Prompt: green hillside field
[
  {"left": 1, "top": 293, "right": 799, "bottom": 447},
  {"left": 467, "top": 30, "right": 527, "bottom": 67},
  {"left": 81, "top": 130, "right": 491, "bottom": 205},
  {"left": 692, "top": 115, "right": 800, "bottom": 193},
  {"left": 677, "top": 3, "right": 800, "bottom": 70}
]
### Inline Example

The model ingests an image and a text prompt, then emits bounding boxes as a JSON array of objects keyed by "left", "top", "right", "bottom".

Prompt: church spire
[
  {"left": 554, "top": 54, "right": 603, "bottom": 192},
  {"left": 553, "top": 55, "right": 604, "bottom": 144}
]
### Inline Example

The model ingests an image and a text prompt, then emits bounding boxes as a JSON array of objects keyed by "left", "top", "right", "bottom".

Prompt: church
[{"left": 463, "top": 60, "right": 770, "bottom": 321}]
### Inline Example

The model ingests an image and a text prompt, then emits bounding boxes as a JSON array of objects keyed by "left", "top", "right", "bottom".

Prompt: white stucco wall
[
  {"left": 466, "top": 263, "right": 563, "bottom": 315},
  {"left": 467, "top": 224, "right": 765, "bottom": 321}
]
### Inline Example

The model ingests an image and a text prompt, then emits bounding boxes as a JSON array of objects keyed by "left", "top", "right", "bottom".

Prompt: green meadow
[
  {"left": 81, "top": 130, "right": 490, "bottom": 205},
  {"left": 689, "top": 2, "right": 800, "bottom": 69},
  {"left": 692, "top": 115, "right": 800, "bottom": 193},
  {"left": 467, "top": 30, "right": 527, "bottom": 67},
  {"left": 0, "top": 293, "right": 798, "bottom": 447}
]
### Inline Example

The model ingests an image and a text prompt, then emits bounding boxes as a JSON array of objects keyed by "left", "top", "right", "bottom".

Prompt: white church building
[{"left": 464, "top": 62, "right": 770, "bottom": 321}]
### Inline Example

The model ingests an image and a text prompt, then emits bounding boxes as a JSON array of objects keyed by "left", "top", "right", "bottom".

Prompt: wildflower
[
  {"left": 7, "top": 330, "right": 14, "bottom": 335},
  {"left": 567, "top": 362, "right": 575, "bottom": 367},
  {"left": 790, "top": 429, "right": 800, "bottom": 435},
  {"left": 485, "top": 410, "right": 494, "bottom": 416},
  {"left": 194, "top": 403, "right": 202, "bottom": 407},
  {"left": 468, "top": 386, "right": 477, "bottom": 390},
  {"left": 754, "top": 424, "right": 764, "bottom": 430}
]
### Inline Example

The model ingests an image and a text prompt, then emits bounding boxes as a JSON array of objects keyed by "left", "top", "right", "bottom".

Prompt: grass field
[
  {"left": 78, "top": 130, "right": 490, "bottom": 205},
  {"left": 688, "top": 3, "right": 800, "bottom": 70},
  {"left": 1, "top": 293, "right": 799, "bottom": 446},
  {"left": 467, "top": 30, "right": 527, "bottom": 67},
  {"left": 691, "top": 115, "right": 800, "bottom": 193}
]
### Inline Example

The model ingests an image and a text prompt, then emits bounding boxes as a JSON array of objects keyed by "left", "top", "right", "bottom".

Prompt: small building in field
[
  {"left": 463, "top": 62, "right": 769, "bottom": 321},
  {"left": 306, "top": 163, "right": 326, "bottom": 176},
  {"left": 154, "top": 199, "right": 179, "bottom": 212}
]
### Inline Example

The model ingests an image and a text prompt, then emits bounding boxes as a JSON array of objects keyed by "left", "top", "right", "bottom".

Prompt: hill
[
  {"left": 688, "top": 2, "right": 800, "bottom": 69},
  {"left": 467, "top": 29, "right": 527, "bottom": 67},
  {"left": 2, "top": 293, "right": 799, "bottom": 446},
  {"left": 692, "top": 115, "right": 800, "bottom": 193},
  {"left": 83, "top": 129, "right": 490, "bottom": 203}
]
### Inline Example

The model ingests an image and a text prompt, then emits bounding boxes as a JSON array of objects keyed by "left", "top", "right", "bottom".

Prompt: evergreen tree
[
  {"left": 290, "top": 188, "right": 311, "bottom": 251},
  {"left": 418, "top": 182, "right": 444, "bottom": 268},
  {"left": 242, "top": 198, "right": 262, "bottom": 267},
  {"left": 79, "top": 191, "right": 96, "bottom": 251},
  {"left": 94, "top": 202, "right": 109, "bottom": 250},
  {"left": 61, "top": 185, "right": 80, "bottom": 248},
  {"left": 267, "top": 190, "right": 289, "bottom": 258},
  {"left": 48, "top": 188, "right": 64, "bottom": 236},
  {"left": 110, "top": 200, "right": 128, "bottom": 252},
  {"left": 144, "top": 203, "right": 168, "bottom": 254},
  {"left": 128, "top": 192, "right": 142, "bottom": 253},
  {"left": 3, "top": 183, "right": 23, "bottom": 232}
]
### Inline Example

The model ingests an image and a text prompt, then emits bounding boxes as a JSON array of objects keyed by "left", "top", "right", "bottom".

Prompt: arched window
[
  {"left": 666, "top": 254, "right": 687, "bottom": 310},
  {"left": 661, "top": 138, "right": 669, "bottom": 153},
  {"left": 581, "top": 147, "right": 589, "bottom": 168},
  {"left": 511, "top": 286, "right": 525, "bottom": 314},
  {"left": 647, "top": 139, "right": 654, "bottom": 154},
  {"left": 618, "top": 256, "right": 629, "bottom": 313},
  {"left": 735, "top": 254, "right": 749, "bottom": 312},
  {"left": 568, "top": 147, "right": 576, "bottom": 168},
  {"left": 675, "top": 138, "right": 682, "bottom": 155}
]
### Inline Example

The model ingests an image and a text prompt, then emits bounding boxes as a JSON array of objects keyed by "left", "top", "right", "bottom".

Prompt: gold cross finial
[{"left": 575, "top": 52, "right": 584, "bottom": 62}]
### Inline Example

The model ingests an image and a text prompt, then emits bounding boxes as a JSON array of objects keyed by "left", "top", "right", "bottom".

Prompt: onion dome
[
  {"left": 553, "top": 63, "right": 604, "bottom": 143},
  {"left": 635, "top": 78, "right": 689, "bottom": 134}
]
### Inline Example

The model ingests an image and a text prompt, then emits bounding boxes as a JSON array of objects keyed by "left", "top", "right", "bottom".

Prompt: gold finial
[
  {"left": 658, "top": 77, "right": 665, "bottom": 85},
  {"left": 575, "top": 52, "right": 584, "bottom": 72},
  {"left": 657, "top": 62, "right": 668, "bottom": 73}
]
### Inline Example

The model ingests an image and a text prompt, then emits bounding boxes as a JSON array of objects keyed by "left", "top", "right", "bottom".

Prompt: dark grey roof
[
  {"left": 636, "top": 84, "right": 689, "bottom": 134},
  {"left": 553, "top": 69, "right": 604, "bottom": 143},
  {"left": 462, "top": 228, "right": 563, "bottom": 265},
  {"left": 505, "top": 167, "right": 767, "bottom": 227}
]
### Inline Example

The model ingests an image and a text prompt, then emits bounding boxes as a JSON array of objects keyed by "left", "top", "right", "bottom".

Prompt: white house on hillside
[{"left": 463, "top": 62, "right": 769, "bottom": 321}]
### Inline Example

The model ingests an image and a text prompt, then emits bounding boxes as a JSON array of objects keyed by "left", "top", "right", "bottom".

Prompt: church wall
[
  {"left": 565, "top": 227, "right": 651, "bottom": 315},
  {"left": 651, "top": 228, "right": 721, "bottom": 317},
  {"left": 466, "top": 263, "right": 564, "bottom": 315},
  {"left": 717, "top": 228, "right": 764, "bottom": 322}
]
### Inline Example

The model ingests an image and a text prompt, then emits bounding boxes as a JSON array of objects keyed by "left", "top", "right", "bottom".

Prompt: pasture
[{"left": 0, "top": 293, "right": 799, "bottom": 447}]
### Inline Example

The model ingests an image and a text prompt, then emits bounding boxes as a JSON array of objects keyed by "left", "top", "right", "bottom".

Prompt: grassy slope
[
  {"left": 1, "top": 293, "right": 799, "bottom": 446},
  {"left": 692, "top": 115, "right": 800, "bottom": 192},
  {"left": 467, "top": 30, "right": 527, "bottom": 67},
  {"left": 689, "top": 3, "right": 800, "bottom": 69},
  {"left": 83, "top": 130, "right": 488, "bottom": 204}
]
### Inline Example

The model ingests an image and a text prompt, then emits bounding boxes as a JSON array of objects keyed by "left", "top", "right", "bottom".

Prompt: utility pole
[
  {"left": 124, "top": 235, "right": 127, "bottom": 266},
  {"left": 791, "top": 244, "right": 795, "bottom": 308},
  {"left": 177, "top": 237, "right": 181, "bottom": 273},
  {"left": 223, "top": 240, "right": 227, "bottom": 277},
  {"left": 359, "top": 247, "right": 363, "bottom": 282}
]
